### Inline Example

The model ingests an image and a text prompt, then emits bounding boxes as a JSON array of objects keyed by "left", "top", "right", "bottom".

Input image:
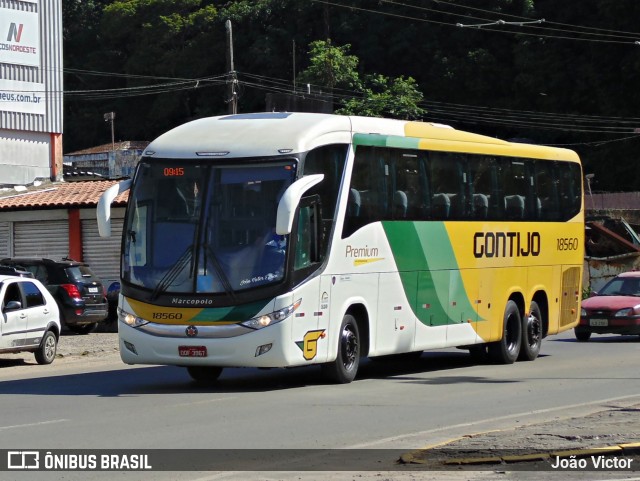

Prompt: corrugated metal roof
[
  {"left": 0, "top": 180, "right": 129, "bottom": 211},
  {"left": 66, "top": 141, "right": 149, "bottom": 156}
]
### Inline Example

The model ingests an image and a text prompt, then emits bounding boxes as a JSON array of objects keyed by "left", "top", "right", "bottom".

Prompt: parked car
[
  {"left": 106, "top": 281, "right": 120, "bottom": 321},
  {"left": 577, "top": 271, "right": 640, "bottom": 341},
  {"left": 0, "top": 265, "right": 34, "bottom": 278},
  {"left": 0, "top": 258, "right": 108, "bottom": 334},
  {"left": 0, "top": 274, "right": 61, "bottom": 364}
]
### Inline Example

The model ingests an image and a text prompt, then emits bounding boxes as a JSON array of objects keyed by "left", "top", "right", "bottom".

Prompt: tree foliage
[
  {"left": 337, "top": 75, "right": 425, "bottom": 120},
  {"left": 62, "top": 0, "right": 640, "bottom": 191}
]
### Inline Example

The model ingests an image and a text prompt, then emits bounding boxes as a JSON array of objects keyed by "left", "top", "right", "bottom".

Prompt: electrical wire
[
  {"left": 5, "top": 66, "right": 637, "bottom": 145},
  {"left": 311, "top": 0, "right": 640, "bottom": 45}
]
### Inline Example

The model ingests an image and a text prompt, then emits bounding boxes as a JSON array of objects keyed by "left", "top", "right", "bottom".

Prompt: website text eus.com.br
[{"left": 0, "top": 89, "right": 43, "bottom": 105}]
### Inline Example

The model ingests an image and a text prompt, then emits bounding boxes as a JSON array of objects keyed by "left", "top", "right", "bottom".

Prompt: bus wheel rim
[{"left": 341, "top": 325, "right": 358, "bottom": 370}]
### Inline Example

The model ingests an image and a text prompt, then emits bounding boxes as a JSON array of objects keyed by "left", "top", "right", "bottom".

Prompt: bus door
[
  {"left": 290, "top": 198, "right": 325, "bottom": 364},
  {"left": 313, "top": 274, "right": 334, "bottom": 362}
]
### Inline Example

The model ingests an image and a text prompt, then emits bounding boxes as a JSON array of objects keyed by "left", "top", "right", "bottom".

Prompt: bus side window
[
  {"left": 418, "top": 157, "right": 432, "bottom": 218},
  {"left": 467, "top": 154, "right": 491, "bottom": 220},
  {"left": 294, "top": 202, "right": 320, "bottom": 271},
  {"left": 534, "top": 162, "right": 561, "bottom": 221},
  {"left": 502, "top": 159, "right": 528, "bottom": 221},
  {"left": 303, "top": 144, "right": 348, "bottom": 257},
  {"left": 303, "top": 144, "right": 347, "bottom": 221},
  {"left": 343, "top": 146, "right": 387, "bottom": 237},
  {"left": 394, "top": 152, "right": 423, "bottom": 220},
  {"left": 558, "top": 162, "right": 582, "bottom": 219},
  {"left": 429, "top": 152, "right": 463, "bottom": 220}
]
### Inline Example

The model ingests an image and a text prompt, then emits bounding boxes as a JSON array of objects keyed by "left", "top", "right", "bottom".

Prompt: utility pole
[
  {"left": 225, "top": 20, "right": 238, "bottom": 114},
  {"left": 103, "top": 112, "right": 115, "bottom": 152}
]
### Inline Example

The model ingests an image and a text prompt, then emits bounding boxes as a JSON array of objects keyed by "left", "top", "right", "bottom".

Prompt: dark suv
[{"left": 0, "top": 258, "right": 108, "bottom": 334}]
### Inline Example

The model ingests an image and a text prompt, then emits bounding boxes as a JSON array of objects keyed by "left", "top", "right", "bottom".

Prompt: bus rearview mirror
[{"left": 276, "top": 174, "right": 324, "bottom": 235}]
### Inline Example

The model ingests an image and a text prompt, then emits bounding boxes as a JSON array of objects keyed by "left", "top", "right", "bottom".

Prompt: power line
[
  {"left": 424, "top": 0, "right": 640, "bottom": 38},
  {"left": 6, "top": 67, "right": 639, "bottom": 144},
  {"left": 312, "top": 0, "right": 640, "bottom": 45}
]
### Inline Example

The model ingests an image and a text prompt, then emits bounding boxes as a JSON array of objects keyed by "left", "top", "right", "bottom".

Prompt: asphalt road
[{"left": 0, "top": 330, "right": 639, "bottom": 481}]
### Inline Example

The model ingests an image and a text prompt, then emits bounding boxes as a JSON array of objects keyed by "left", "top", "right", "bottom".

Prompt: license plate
[
  {"left": 88, "top": 287, "right": 99, "bottom": 293},
  {"left": 179, "top": 346, "right": 207, "bottom": 357},
  {"left": 590, "top": 319, "right": 608, "bottom": 327}
]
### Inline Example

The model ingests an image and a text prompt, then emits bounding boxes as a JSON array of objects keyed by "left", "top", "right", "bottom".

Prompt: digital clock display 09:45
[{"left": 163, "top": 167, "right": 185, "bottom": 176}]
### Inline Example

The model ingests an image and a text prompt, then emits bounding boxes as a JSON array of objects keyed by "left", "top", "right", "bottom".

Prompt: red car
[{"left": 577, "top": 271, "right": 640, "bottom": 341}]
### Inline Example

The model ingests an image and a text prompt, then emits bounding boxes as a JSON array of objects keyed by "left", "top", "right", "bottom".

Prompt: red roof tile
[{"left": 0, "top": 180, "right": 129, "bottom": 211}]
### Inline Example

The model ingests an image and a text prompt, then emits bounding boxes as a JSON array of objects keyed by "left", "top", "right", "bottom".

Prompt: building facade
[
  {"left": 0, "top": 180, "right": 128, "bottom": 289},
  {"left": 63, "top": 141, "right": 149, "bottom": 180},
  {"left": 0, "top": 0, "right": 63, "bottom": 186}
]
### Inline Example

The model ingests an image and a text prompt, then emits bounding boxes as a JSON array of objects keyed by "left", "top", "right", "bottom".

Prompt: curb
[{"left": 399, "top": 433, "right": 640, "bottom": 466}]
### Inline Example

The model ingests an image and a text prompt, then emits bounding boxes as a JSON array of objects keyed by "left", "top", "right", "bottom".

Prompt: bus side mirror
[
  {"left": 276, "top": 174, "right": 324, "bottom": 235},
  {"left": 97, "top": 179, "right": 132, "bottom": 237}
]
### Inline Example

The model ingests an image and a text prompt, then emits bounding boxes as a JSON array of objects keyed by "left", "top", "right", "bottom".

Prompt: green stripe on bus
[
  {"left": 386, "top": 136, "right": 420, "bottom": 149},
  {"left": 353, "top": 133, "right": 388, "bottom": 147},
  {"left": 353, "top": 133, "right": 421, "bottom": 150},
  {"left": 382, "top": 221, "right": 477, "bottom": 326},
  {"left": 190, "top": 299, "right": 272, "bottom": 323}
]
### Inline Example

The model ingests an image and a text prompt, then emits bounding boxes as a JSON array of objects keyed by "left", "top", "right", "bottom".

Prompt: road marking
[
  {"left": 349, "top": 393, "right": 640, "bottom": 448},
  {"left": 0, "top": 419, "right": 68, "bottom": 431}
]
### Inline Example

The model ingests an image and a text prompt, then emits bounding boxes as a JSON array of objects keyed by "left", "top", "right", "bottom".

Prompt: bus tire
[
  {"left": 518, "top": 301, "right": 542, "bottom": 361},
  {"left": 187, "top": 366, "right": 223, "bottom": 385},
  {"left": 322, "top": 314, "right": 360, "bottom": 384},
  {"left": 489, "top": 300, "right": 522, "bottom": 364}
]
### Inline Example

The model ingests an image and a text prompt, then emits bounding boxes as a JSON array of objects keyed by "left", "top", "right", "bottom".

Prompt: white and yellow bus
[{"left": 98, "top": 112, "right": 584, "bottom": 384}]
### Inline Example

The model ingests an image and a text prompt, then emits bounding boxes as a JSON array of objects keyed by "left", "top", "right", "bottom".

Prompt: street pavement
[
  {"left": 399, "top": 396, "right": 640, "bottom": 476},
  {"left": 4, "top": 332, "right": 640, "bottom": 479}
]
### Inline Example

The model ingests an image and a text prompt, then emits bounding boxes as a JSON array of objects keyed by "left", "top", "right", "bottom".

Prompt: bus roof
[{"left": 143, "top": 112, "right": 579, "bottom": 162}]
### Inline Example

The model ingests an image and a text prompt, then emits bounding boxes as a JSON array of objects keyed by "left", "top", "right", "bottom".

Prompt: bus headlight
[
  {"left": 118, "top": 307, "right": 149, "bottom": 327},
  {"left": 241, "top": 299, "right": 301, "bottom": 330}
]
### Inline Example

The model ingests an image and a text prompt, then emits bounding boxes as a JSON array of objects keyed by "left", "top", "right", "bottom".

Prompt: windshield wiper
[{"left": 150, "top": 245, "right": 194, "bottom": 301}]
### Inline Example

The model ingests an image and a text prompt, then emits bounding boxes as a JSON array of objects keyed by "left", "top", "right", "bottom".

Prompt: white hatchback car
[{"left": 0, "top": 274, "right": 61, "bottom": 364}]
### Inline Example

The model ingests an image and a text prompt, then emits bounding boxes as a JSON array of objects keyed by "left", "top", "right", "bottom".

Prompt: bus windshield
[{"left": 122, "top": 159, "right": 297, "bottom": 296}]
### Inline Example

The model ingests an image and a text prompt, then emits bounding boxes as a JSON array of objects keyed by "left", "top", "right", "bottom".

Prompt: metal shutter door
[
  {"left": 0, "top": 222, "right": 9, "bottom": 257},
  {"left": 14, "top": 221, "right": 69, "bottom": 259},
  {"left": 82, "top": 218, "right": 123, "bottom": 287}
]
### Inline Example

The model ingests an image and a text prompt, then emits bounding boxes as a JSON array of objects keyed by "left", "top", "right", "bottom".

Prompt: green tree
[
  {"left": 297, "top": 40, "right": 361, "bottom": 91},
  {"left": 297, "top": 40, "right": 425, "bottom": 119},
  {"left": 337, "top": 75, "right": 424, "bottom": 120}
]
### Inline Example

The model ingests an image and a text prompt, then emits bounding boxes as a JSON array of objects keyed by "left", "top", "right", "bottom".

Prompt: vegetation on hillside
[{"left": 62, "top": 0, "right": 640, "bottom": 191}]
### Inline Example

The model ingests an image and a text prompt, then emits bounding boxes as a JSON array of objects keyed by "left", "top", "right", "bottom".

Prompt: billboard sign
[
  {"left": 0, "top": 79, "right": 46, "bottom": 115},
  {"left": 0, "top": 8, "right": 40, "bottom": 68}
]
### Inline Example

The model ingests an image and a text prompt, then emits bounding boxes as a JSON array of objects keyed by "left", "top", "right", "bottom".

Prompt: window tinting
[
  {"left": 2, "top": 283, "right": 22, "bottom": 309},
  {"left": 303, "top": 144, "right": 348, "bottom": 264},
  {"left": 343, "top": 146, "right": 582, "bottom": 237},
  {"left": 22, "top": 282, "right": 45, "bottom": 308}
]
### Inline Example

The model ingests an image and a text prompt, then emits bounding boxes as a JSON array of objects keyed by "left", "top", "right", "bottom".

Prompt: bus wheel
[
  {"left": 187, "top": 366, "right": 223, "bottom": 385},
  {"left": 322, "top": 314, "right": 360, "bottom": 384},
  {"left": 489, "top": 300, "right": 522, "bottom": 364},
  {"left": 518, "top": 301, "right": 542, "bottom": 361}
]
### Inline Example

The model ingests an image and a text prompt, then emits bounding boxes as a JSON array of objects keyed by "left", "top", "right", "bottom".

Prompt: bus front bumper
[{"left": 118, "top": 320, "right": 299, "bottom": 368}]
